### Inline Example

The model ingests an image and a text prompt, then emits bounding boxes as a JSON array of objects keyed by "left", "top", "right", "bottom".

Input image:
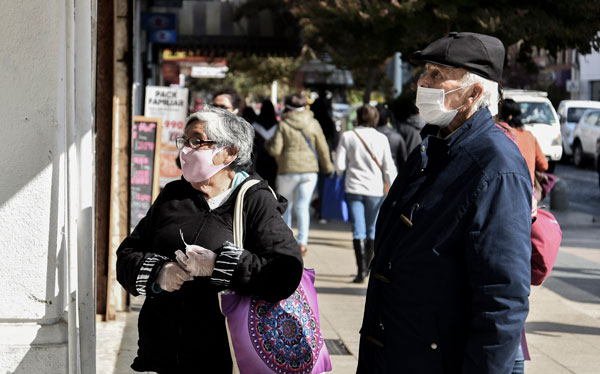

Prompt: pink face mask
[{"left": 179, "top": 146, "right": 232, "bottom": 183}]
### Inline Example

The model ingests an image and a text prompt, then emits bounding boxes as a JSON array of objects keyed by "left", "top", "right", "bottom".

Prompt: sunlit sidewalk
[{"left": 97, "top": 214, "right": 600, "bottom": 373}]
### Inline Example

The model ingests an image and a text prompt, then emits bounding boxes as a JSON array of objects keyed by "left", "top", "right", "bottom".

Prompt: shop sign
[
  {"left": 144, "top": 86, "right": 189, "bottom": 186},
  {"left": 142, "top": 13, "right": 176, "bottom": 30},
  {"left": 191, "top": 65, "right": 229, "bottom": 79},
  {"left": 150, "top": 29, "right": 177, "bottom": 43},
  {"left": 566, "top": 80, "right": 580, "bottom": 93}
]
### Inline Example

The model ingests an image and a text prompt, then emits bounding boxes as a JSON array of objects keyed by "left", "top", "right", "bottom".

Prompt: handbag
[
  {"left": 530, "top": 209, "right": 562, "bottom": 286},
  {"left": 321, "top": 174, "right": 348, "bottom": 222},
  {"left": 219, "top": 179, "right": 332, "bottom": 374},
  {"left": 534, "top": 171, "right": 557, "bottom": 202},
  {"left": 353, "top": 130, "right": 390, "bottom": 194}
]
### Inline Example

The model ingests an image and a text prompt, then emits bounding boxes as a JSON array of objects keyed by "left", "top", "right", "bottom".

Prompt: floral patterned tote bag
[{"left": 219, "top": 179, "right": 332, "bottom": 374}]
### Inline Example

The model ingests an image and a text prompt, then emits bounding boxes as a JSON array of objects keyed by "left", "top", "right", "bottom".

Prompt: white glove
[
  {"left": 175, "top": 245, "right": 217, "bottom": 277},
  {"left": 156, "top": 262, "right": 193, "bottom": 292}
]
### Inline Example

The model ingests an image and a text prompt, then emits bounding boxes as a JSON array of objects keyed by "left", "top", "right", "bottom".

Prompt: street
[
  {"left": 523, "top": 162, "right": 600, "bottom": 373},
  {"left": 552, "top": 163, "right": 600, "bottom": 216},
  {"left": 545, "top": 163, "right": 600, "bottom": 311},
  {"left": 545, "top": 163, "right": 600, "bottom": 314}
]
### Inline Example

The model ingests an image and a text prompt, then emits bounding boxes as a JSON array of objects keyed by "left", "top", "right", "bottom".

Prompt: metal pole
[
  {"left": 393, "top": 52, "right": 402, "bottom": 98},
  {"left": 271, "top": 80, "right": 278, "bottom": 106}
]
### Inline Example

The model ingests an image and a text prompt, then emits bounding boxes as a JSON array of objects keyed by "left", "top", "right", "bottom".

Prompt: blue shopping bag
[{"left": 321, "top": 174, "right": 348, "bottom": 222}]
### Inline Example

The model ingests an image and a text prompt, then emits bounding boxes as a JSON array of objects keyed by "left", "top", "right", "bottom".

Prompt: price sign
[
  {"left": 130, "top": 116, "right": 162, "bottom": 233},
  {"left": 144, "top": 86, "right": 188, "bottom": 186}
]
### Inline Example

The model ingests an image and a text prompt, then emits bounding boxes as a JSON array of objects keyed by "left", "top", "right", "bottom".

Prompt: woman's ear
[{"left": 221, "top": 146, "right": 238, "bottom": 164}]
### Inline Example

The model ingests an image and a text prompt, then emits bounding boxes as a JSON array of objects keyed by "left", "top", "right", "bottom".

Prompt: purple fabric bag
[
  {"left": 219, "top": 179, "right": 331, "bottom": 373},
  {"left": 220, "top": 269, "right": 331, "bottom": 374}
]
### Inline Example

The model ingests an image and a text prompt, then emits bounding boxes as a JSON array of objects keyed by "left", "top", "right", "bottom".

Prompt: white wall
[
  {"left": 0, "top": 0, "right": 95, "bottom": 373},
  {"left": 578, "top": 50, "right": 600, "bottom": 100}
]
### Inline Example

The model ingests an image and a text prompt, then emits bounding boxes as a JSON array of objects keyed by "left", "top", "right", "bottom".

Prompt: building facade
[{"left": 0, "top": 1, "right": 96, "bottom": 372}]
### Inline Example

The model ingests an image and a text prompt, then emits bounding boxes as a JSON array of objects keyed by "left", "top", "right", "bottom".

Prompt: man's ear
[{"left": 469, "top": 83, "right": 484, "bottom": 104}]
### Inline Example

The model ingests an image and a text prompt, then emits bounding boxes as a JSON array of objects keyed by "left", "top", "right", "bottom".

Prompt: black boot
[
  {"left": 352, "top": 239, "right": 367, "bottom": 283},
  {"left": 365, "top": 239, "right": 375, "bottom": 274}
]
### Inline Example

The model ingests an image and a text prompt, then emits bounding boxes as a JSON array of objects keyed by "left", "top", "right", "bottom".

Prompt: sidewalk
[{"left": 97, "top": 214, "right": 600, "bottom": 373}]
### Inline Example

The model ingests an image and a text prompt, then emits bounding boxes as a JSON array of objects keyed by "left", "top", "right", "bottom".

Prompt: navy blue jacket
[{"left": 357, "top": 108, "right": 532, "bottom": 373}]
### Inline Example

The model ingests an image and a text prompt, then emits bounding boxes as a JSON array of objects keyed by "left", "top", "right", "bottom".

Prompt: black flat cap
[{"left": 412, "top": 32, "right": 505, "bottom": 83}]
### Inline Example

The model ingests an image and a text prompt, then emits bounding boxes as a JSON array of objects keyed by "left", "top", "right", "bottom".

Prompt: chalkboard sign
[{"left": 130, "top": 116, "right": 162, "bottom": 233}]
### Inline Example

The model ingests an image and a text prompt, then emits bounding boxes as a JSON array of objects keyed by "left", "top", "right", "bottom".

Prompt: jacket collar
[
  {"left": 417, "top": 107, "right": 494, "bottom": 169},
  {"left": 445, "top": 107, "right": 494, "bottom": 151}
]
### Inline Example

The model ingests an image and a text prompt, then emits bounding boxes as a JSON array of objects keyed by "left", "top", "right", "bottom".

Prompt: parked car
[
  {"left": 504, "top": 89, "right": 562, "bottom": 172},
  {"left": 571, "top": 108, "right": 600, "bottom": 167},
  {"left": 557, "top": 100, "right": 600, "bottom": 157},
  {"left": 596, "top": 139, "right": 600, "bottom": 190}
]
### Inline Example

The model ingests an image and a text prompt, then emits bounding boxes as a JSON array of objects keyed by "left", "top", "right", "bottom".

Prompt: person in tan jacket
[{"left": 266, "top": 93, "right": 333, "bottom": 255}]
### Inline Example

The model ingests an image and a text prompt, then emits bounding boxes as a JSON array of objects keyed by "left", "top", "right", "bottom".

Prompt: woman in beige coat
[{"left": 266, "top": 93, "right": 333, "bottom": 255}]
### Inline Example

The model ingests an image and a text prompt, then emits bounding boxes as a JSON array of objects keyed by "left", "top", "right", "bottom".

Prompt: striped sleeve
[
  {"left": 210, "top": 241, "right": 243, "bottom": 288},
  {"left": 135, "top": 254, "right": 170, "bottom": 295}
]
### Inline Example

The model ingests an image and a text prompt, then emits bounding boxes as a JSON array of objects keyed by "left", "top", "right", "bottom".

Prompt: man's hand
[
  {"left": 156, "top": 262, "right": 193, "bottom": 292},
  {"left": 175, "top": 245, "right": 217, "bottom": 277}
]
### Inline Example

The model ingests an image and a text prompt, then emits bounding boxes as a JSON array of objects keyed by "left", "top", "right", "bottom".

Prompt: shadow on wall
[{"left": 10, "top": 146, "right": 69, "bottom": 373}]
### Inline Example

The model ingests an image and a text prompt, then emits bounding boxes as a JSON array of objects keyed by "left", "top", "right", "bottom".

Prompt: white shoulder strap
[
  {"left": 232, "top": 179, "right": 276, "bottom": 247},
  {"left": 225, "top": 179, "right": 277, "bottom": 374}
]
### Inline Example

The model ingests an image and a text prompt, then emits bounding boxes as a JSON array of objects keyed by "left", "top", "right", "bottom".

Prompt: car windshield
[
  {"left": 567, "top": 107, "right": 590, "bottom": 123},
  {"left": 519, "top": 102, "right": 556, "bottom": 125}
]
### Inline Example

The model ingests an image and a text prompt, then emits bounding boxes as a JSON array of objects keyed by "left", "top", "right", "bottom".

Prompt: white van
[
  {"left": 503, "top": 90, "right": 562, "bottom": 171},
  {"left": 556, "top": 100, "right": 600, "bottom": 157}
]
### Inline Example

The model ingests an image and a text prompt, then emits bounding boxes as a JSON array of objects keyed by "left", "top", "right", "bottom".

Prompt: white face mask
[{"left": 416, "top": 84, "right": 473, "bottom": 127}]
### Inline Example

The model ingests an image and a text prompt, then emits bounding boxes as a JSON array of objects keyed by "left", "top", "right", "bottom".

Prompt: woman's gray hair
[
  {"left": 460, "top": 71, "right": 499, "bottom": 116},
  {"left": 184, "top": 106, "right": 255, "bottom": 171}
]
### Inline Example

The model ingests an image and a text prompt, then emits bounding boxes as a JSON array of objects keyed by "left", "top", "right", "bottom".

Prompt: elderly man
[{"left": 357, "top": 32, "right": 532, "bottom": 373}]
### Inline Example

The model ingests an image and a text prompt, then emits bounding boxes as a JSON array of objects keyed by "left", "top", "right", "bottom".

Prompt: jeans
[
  {"left": 345, "top": 193, "right": 385, "bottom": 240},
  {"left": 276, "top": 173, "right": 318, "bottom": 245},
  {"left": 512, "top": 343, "right": 525, "bottom": 374}
]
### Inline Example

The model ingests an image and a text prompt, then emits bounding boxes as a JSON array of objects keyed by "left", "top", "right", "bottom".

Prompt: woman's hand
[
  {"left": 156, "top": 262, "right": 193, "bottom": 292},
  {"left": 175, "top": 245, "right": 217, "bottom": 277}
]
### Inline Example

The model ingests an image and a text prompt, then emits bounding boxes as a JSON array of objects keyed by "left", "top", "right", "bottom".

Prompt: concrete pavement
[{"left": 97, "top": 211, "right": 600, "bottom": 373}]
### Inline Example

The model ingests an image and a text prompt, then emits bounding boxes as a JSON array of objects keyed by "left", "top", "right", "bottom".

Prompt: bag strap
[
  {"left": 233, "top": 179, "right": 277, "bottom": 247},
  {"left": 353, "top": 130, "right": 383, "bottom": 171},
  {"left": 299, "top": 129, "right": 319, "bottom": 164},
  {"left": 224, "top": 178, "right": 276, "bottom": 374}
]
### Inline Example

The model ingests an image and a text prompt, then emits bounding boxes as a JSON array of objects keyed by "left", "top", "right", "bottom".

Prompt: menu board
[{"left": 130, "top": 116, "right": 162, "bottom": 233}]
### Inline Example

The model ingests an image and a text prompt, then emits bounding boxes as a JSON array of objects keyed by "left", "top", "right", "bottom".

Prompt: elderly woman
[{"left": 116, "top": 106, "right": 303, "bottom": 373}]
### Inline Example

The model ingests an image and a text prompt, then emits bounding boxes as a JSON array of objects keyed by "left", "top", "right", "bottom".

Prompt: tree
[{"left": 238, "top": 0, "right": 600, "bottom": 102}]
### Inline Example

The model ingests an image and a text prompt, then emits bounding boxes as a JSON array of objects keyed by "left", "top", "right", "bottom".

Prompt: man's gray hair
[
  {"left": 184, "top": 106, "right": 254, "bottom": 171},
  {"left": 460, "top": 71, "right": 499, "bottom": 116}
]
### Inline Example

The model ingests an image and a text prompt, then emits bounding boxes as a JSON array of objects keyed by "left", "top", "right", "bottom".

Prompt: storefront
[{"left": 96, "top": 0, "right": 302, "bottom": 319}]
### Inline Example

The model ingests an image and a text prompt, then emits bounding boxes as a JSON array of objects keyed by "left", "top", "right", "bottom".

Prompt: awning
[
  {"left": 147, "top": 0, "right": 301, "bottom": 57},
  {"left": 299, "top": 58, "right": 354, "bottom": 89}
]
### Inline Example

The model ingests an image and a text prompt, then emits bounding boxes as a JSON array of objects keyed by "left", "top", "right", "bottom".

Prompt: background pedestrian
[
  {"left": 266, "top": 93, "right": 333, "bottom": 256},
  {"left": 334, "top": 104, "right": 397, "bottom": 283},
  {"left": 251, "top": 99, "right": 279, "bottom": 188}
]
